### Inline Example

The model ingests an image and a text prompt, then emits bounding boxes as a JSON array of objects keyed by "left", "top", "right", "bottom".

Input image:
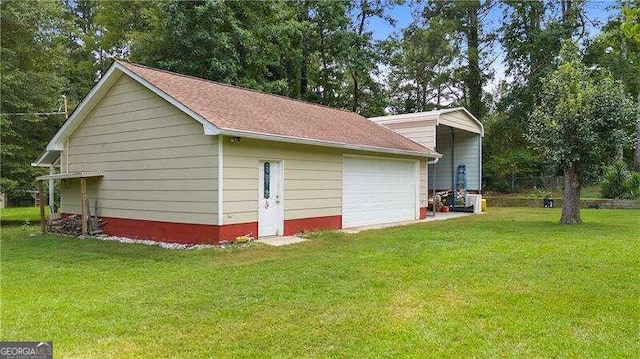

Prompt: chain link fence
[{"left": 502, "top": 176, "right": 564, "bottom": 192}]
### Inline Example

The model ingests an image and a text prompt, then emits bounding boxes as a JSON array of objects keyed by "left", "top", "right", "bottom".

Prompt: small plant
[
  {"left": 622, "top": 172, "right": 640, "bottom": 199},
  {"left": 601, "top": 161, "right": 640, "bottom": 200},
  {"left": 601, "top": 161, "right": 629, "bottom": 199},
  {"left": 530, "top": 186, "right": 553, "bottom": 199},
  {"left": 20, "top": 220, "right": 32, "bottom": 231}
]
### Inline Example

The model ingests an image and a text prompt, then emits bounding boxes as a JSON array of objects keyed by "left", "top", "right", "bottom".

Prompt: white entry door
[
  {"left": 343, "top": 156, "right": 418, "bottom": 228},
  {"left": 258, "top": 161, "right": 283, "bottom": 237}
]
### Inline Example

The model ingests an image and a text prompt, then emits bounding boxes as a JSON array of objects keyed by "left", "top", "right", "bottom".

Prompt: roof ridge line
[{"left": 119, "top": 61, "right": 365, "bottom": 118}]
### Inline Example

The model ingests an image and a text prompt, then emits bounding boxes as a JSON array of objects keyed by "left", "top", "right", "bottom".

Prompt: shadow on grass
[
  {"left": 0, "top": 219, "right": 35, "bottom": 226},
  {"left": 361, "top": 216, "right": 625, "bottom": 246},
  {"left": 2, "top": 231, "right": 201, "bottom": 266}
]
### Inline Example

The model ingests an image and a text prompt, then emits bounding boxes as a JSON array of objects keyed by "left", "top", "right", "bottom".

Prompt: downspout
[
  {"left": 48, "top": 165, "right": 55, "bottom": 211},
  {"left": 478, "top": 135, "right": 482, "bottom": 195},
  {"left": 65, "top": 139, "right": 70, "bottom": 173},
  {"left": 217, "top": 136, "right": 224, "bottom": 228},
  {"left": 450, "top": 127, "right": 455, "bottom": 190},
  {"left": 427, "top": 157, "right": 440, "bottom": 217}
]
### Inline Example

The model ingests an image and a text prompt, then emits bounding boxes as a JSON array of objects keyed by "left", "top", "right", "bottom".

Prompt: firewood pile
[{"left": 48, "top": 215, "right": 105, "bottom": 236}]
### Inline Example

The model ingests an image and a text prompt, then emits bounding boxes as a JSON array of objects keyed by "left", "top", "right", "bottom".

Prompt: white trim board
[{"left": 370, "top": 107, "right": 484, "bottom": 137}]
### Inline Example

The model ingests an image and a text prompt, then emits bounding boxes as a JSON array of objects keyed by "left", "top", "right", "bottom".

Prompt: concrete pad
[
  {"left": 258, "top": 235, "right": 308, "bottom": 246},
  {"left": 341, "top": 212, "right": 477, "bottom": 234}
]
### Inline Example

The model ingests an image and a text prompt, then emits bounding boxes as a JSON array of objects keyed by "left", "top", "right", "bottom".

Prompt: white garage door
[{"left": 343, "top": 156, "right": 418, "bottom": 228}]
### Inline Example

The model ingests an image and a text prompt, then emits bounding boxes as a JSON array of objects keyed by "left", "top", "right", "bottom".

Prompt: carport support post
[
  {"left": 39, "top": 180, "right": 46, "bottom": 233},
  {"left": 432, "top": 164, "right": 437, "bottom": 217},
  {"left": 478, "top": 136, "right": 482, "bottom": 195},
  {"left": 48, "top": 165, "right": 55, "bottom": 211},
  {"left": 80, "top": 177, "right": 88, "bottom": 236}
]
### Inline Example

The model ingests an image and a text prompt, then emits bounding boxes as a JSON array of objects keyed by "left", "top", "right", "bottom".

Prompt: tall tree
[
  {"left": 94, "top": 0, "right": 389, "bottom": 115},
  {"left": 383, "top": 17, "right": 458, "bottom": 113},
  {"left": 483, "top": 0, "right": 584, "bottom": 190},
  {"left": 584, "top": 3, "right": 640, "bottom": 167},
  {"left": 620, "top": 1, "right": 640, "bottom": 170},
  {"left": 61, "top": 0, "right": 108, "bottom": 106},
  {"left": 126, "top": 0, "right": 292, "bottom": 94},
  {"left": 1, "top": 1, "right": 68, "bottom": 199},
  {"left": 303, "top": 0, "right": 352, "bottom": 107},
  {"left": 342, "top": 0, "right": 392, "bottom": 116},
  {"left": 95, "top": 0, "right": 160, "bottom": 60},
  {"left": 422, "top": 0, "right": 495, "bottom": 120},
  {"left": 528, "top": 41, "right": 636, "bottom": 224}
]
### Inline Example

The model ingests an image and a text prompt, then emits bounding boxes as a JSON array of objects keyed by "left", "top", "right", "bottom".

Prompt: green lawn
[
  {"left": 0, "top": 206, "right": 49, "bottom": 225},
  {"left": 485, "top": 184, "right": 602, "bottom": 199},
  {"left": 1, "top": 208, "right": 639, "bottom": 358}
]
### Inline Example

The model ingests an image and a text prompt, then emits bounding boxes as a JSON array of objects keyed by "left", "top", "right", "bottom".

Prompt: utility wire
[
  {"left": 2, "top": 95, "right": 69, "bottom": 117},
  {"left": 0, "top": 112, "right": 66, "bottom": 116}
]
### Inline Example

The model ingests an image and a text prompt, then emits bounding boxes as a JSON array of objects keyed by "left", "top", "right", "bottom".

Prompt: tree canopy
[
  {"left": 1, "top": 1, "right": 68, "bottom": 198},
  {"left": 1, "top": 0, "right": 638, "bottom": 206},
  {"left": 528, "top": 41, "right": 636, "bottom": 223}
]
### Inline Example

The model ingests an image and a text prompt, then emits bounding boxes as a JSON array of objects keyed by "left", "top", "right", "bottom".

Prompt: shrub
[
  {"left": 601, "top": 161, "right": 640, "bottom": 200},
  {"left": 623, "top": 172, "right": 640, "bottom": 199},
  {"left": 601, "top": 162, "right": 629, "bottom": 199}
]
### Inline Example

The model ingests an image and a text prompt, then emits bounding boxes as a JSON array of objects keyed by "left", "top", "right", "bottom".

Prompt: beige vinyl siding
[
  {"left": 223, "top": 138, "right": 428, "bottom": 225},
  {"left": 60, "top": 75, "right": 219, "bottom": 225},
  {"left": 385, "top": 124, "right": 437, "bottom": 150},
  {"left": 440, "top": 111, "right": 482, "bottom": 134},
  {"left": 223, "top": 138, "right": 343, "bottom": 224}
]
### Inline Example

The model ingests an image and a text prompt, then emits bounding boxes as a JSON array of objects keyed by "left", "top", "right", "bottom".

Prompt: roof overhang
[
  {"left": 370, "top": 107, "right": 484, "bottom": 137},
  {"left": 36, "top": 60, "right": 439, "bottom": 165},
  {"left": 35, "top": 171, "right": 105, "bottom": 181},
  {"left": 220, "top": 129, "right": 442, "bottom": 158},
  {"left": 437, "top": 107, "right": 484, "bottom": 136},
  {"left": 31, "top": 150, "right": 61, "bottom": 167},
  {"left": 43, "top": 61, "right": 220, "bottom": 153}
]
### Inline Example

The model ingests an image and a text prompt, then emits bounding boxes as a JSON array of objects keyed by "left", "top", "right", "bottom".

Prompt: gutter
[{"left": 220, "top": 128, "right": 442, "bottom": 159}]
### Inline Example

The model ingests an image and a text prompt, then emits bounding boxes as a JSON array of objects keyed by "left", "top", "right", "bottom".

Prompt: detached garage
[{"left": 33, "top": 61, "right": 441, "bottom": 244}]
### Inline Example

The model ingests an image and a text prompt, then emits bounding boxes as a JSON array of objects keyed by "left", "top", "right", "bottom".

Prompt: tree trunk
[
  {"left": 616, "top": 145, "right": 624, "bottom": 162},
  {"left": 351, "top": 71, "right": 359, "bottom": 113},
  {"left": 634, "top": 92, "right": 640, "bottom": 171},
  {"left": 298, "top": 1, "right": 310, "bottom": 99},
  {"left": 561, "top": 164, "right": 582, "bottom": 224},
  {"left": 466, "top": 2, "right": 482, "bottom": 119}
]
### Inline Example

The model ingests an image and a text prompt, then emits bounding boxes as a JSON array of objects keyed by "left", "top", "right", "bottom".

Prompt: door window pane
[{"left": 264, "top": 162, "right": 270, "bottom": 199}]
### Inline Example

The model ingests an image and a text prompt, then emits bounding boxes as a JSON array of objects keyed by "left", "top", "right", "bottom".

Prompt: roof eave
[
  {"left": 436, "top": 107, "right": 484, "bottom": 137},
  {"left": 370, "top": 107, "right": 484, "bottom": 137},
  {"left": 369, "top": 111, "right": 439, "bottom": 123},
  {"left": 31, "top": 150, "right": 61, "bottom": 167},
  {"left": 220, "top": 129, "right": 442, "bottom": 158}
]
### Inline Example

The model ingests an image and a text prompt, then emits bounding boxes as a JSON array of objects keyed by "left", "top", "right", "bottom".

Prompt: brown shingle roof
[{"left": 118, "top": 61, "right": 437, "bottom": 156}]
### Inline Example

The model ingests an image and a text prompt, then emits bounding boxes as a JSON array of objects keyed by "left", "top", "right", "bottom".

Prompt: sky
[
  {"left": 368, "top": 1, "right": 619, "bottom": 41},
  {"left": 365, "top": 1, "right": 620, "bottom": 90}
]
